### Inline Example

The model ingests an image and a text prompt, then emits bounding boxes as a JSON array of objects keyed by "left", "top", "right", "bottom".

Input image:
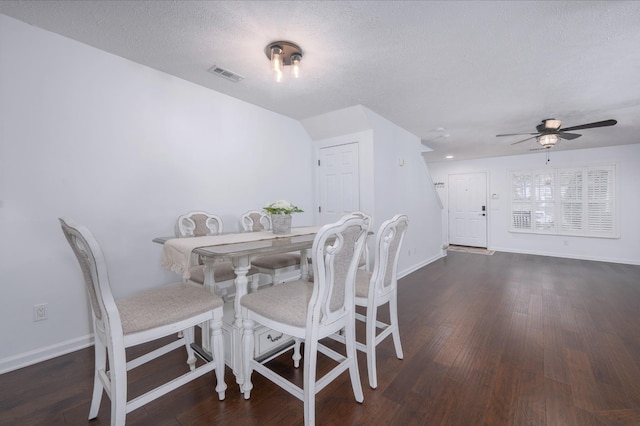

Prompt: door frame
[
  {"left": 446, "top": 171, "right": 490, "bottom": 249},
  {"left": 312, "top": 131, "right": 374, "bottom": 225}
]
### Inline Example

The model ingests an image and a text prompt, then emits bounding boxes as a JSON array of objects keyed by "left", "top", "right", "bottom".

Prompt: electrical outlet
[{"left": 34, "top": 303, "right": 48, "bottom": 321}]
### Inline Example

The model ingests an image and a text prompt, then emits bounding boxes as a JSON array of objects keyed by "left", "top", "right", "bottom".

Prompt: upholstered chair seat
[{"left": 188, "top": 262, "right": 258, "bottom": 286}]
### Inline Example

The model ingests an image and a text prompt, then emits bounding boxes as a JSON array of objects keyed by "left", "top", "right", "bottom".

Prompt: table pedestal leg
[
  {"left": 232, "top": 256, "right": 250, "bottom": 387},
  {"left": 200, "top": 259, "right": 219, "bottom": 352}
]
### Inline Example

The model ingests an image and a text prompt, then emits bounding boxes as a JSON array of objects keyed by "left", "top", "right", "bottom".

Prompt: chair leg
[
  {"left": 344, "top": 317, "right": 364, "bottom": 402},
  {"left": 365, "top": 306, "right": 379, "bottom": 389},
  {"left": 292, "top": 338, "right": 302, "bottom": 368},
  {"left": 183, "top": 327, "right": 196, "bottom": 371},
  {"left": 389, "top": 296, "right": 404, "bottom": 360},
  {"left": 303, "top": 339, "right": 318, "bottom": 426},
  {"left": 209, "top": 316, "right": 227, "bottom": 400},
  {"left": 108, "top": 345, "right": 128, "bottom": 426},
  {"left": 88, "top": 338, "right": 106, "bottom": 420},
  {"left": 201, "top": 321, "right": 211, "bottom": 353},
  {"left": 241, "top": 317, "right": 255, "bottom": 399},
  {"left": 250, "top": 275, "right": 259, "bottom": 293}
]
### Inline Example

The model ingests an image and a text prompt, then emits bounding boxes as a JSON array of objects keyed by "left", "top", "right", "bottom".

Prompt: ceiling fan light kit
[{"left": 538, "top": 133, "right": 560, "bottom": 148}]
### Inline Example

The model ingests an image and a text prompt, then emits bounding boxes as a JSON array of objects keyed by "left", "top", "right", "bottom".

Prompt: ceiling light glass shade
[
  {"left": 538, "top": 134, "right": 560, "bottom": 147},
  {"left": 544, "top": 119, "right": 562, "bottom": 130},
  {"left": 291, "top": 54, "right": 301, "bottom": 78},
  {"left": 270, "top": 46, "right": 283, "bottom": 74}
]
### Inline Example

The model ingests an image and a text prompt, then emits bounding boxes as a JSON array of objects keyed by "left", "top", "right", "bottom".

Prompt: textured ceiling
[{"left": 2, "top": 1, "right": 640, "bottom": 162}]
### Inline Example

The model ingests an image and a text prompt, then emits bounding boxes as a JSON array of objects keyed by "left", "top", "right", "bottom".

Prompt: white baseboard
[
  {"left": 0, "top": 334, "right": 94, "bottom": 375},
  {"left": 398, "top": 252, "right": 444, "bottom": 279},
  {"left": 490, "top": 247, "right": 640, "bottom": 266}
]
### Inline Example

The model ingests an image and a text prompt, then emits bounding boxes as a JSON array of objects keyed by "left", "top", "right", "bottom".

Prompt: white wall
[
  {"left": 427, "top": 144, "right": 640, "bottom": 265},
  {"left": 303, "top": 105, "right": 444, "bottom": 276},
  {"left": 0, "top": 15, "right": 314, "bottom": 372},
  {"left": 364, "top": 108, "right": 443, "bottom": 274}
]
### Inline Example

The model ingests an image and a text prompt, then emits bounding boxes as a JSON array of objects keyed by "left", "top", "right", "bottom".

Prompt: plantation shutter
[
  {"left": 534, "top": 170, "right": 555, "bottom": 232},
  {"left": 559, "top": 169, "right": 583, "bottom": 233},
  {"left": 510, "top": 171, "right": 532, "bottom": 231},
  {"left": 587, "top": 165, "right": 615, "bottom": 236},
  {"left": 510, "top": 164, "right": 617, "bottom": 238}
]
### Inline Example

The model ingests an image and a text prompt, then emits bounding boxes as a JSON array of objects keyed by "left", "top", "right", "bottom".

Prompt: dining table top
[{"left": 152, "top": 226, "right": 321, "bottom": 259}]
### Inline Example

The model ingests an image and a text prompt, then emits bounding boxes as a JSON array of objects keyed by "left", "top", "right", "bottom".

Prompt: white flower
[{"left": 264, "top": 200, "right": 303, "bottom": 215}]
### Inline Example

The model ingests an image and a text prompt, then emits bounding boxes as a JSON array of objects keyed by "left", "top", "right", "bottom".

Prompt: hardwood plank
[
  {"left": 545, "top": 378, "right": 578, "bottom": 425},
  {"left": 2, "top": 251, "right": 640, "bottom": 425},
  {"left": 566, "top": 348, "right": 606, "bottom": 412}
]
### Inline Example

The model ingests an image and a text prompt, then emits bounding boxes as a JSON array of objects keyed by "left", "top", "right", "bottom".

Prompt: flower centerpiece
[{"left": 264, "top": 200, "right": 303, "bottom": 235}]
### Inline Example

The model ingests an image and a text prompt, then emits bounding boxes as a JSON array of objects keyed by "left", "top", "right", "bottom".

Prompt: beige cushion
[
  {"left": 355, "top": 269, "right": 372, "bottom": 298},
  {"left": 116, "top": 283, "right": 223, "bottom": 335},
  {"left": 252, "top": 253, "right": 301, "bottom": 270},
  {"left": 189, "top": 262, "right": 258, "bottom": 284},
  {"left": 240, "top": 280, "right": 313, "bottom": 328}
]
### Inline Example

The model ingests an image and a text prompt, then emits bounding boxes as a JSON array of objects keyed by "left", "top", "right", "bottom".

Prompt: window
[{"left": 509, "top": 164, "right": 617, "bottom": 238}]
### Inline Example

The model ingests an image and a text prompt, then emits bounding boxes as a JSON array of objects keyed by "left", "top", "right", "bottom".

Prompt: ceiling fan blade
[
  {"left": 497, "top": 132, "right": 539, "bottom": 137},
  {"left": 511, "top": 135, "right": 538, "bottom": 145},
  {"left": 558, "top": 132, "right": 582, "bottom": 140},
  {"left": 560, "top": 119, "right": 617, "bottom": 132}
]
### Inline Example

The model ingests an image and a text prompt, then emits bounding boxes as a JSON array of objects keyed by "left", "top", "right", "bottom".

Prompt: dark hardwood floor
[{"left": 2, "top": 251, "right": 640, "bottom": 425}]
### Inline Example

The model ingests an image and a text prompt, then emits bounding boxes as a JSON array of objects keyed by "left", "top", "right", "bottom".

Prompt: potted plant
[{"left": 263, "top": 200, "right": 303, "bottom": 235}]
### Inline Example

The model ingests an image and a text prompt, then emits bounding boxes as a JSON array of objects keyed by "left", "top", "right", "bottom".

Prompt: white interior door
[
  {"left": 318, "top": 143, "right": 360, "bottom": 225},
  {"left": 448, "top": 172, "right": 488, "bottom": 247}
]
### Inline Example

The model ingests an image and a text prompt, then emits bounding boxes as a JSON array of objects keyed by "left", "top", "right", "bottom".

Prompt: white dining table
[{"left": 153, "top": 226, "right": 321, "bottom": 380}]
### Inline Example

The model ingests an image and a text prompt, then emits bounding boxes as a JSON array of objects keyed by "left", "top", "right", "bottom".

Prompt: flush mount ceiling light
[{"left": 265, "top": 41, "right": 303, "bottom": 82}]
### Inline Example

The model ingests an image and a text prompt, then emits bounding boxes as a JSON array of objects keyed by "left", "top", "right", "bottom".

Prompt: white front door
[
  {"left": 318, "top": 143, "right": 360, "bottom": 225},
  {"left": 448, "top": 172, "right": 488, "bottom": 247}
]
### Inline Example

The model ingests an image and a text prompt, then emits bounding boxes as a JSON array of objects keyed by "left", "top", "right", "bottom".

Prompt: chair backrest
[
  {"left": 352, "top": 211, "right": 373, "bottom": 270},
  {"left": 370, "top": 214, "right": 409, "bottom": 297},
  {"left": 308, "top": 214, "right": 368, "bottom": 330},
  {"left": 240, "top": 210, "right": 271, "bottom": 232},
  {"left": 175, "top": 211, "right": 223, "bottom": 237},
  {"left": 59, "top": 218, "right": 122, "bottom": 345}
]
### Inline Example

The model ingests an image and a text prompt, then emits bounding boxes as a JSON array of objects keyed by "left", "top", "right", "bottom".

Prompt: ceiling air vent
[{"left": 207, "top": 65, "right": 244, "bottom": 83}]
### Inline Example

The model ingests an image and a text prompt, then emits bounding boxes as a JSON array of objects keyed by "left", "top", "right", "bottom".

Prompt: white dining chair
[
  {"left": 175, "top": 210, "right": 259, "bottom": 298},
  {"left": 352, "top": 213, "right": 409, "bottom": 388},
  {"left": 240, "top": 210, "right": 302, "bottom": 285},
  {"left": 239, "top": 213, "right": 368, "bottom": 426},
  {"left": 59, "top": 218, "right": 226, "bottom": 426}
]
